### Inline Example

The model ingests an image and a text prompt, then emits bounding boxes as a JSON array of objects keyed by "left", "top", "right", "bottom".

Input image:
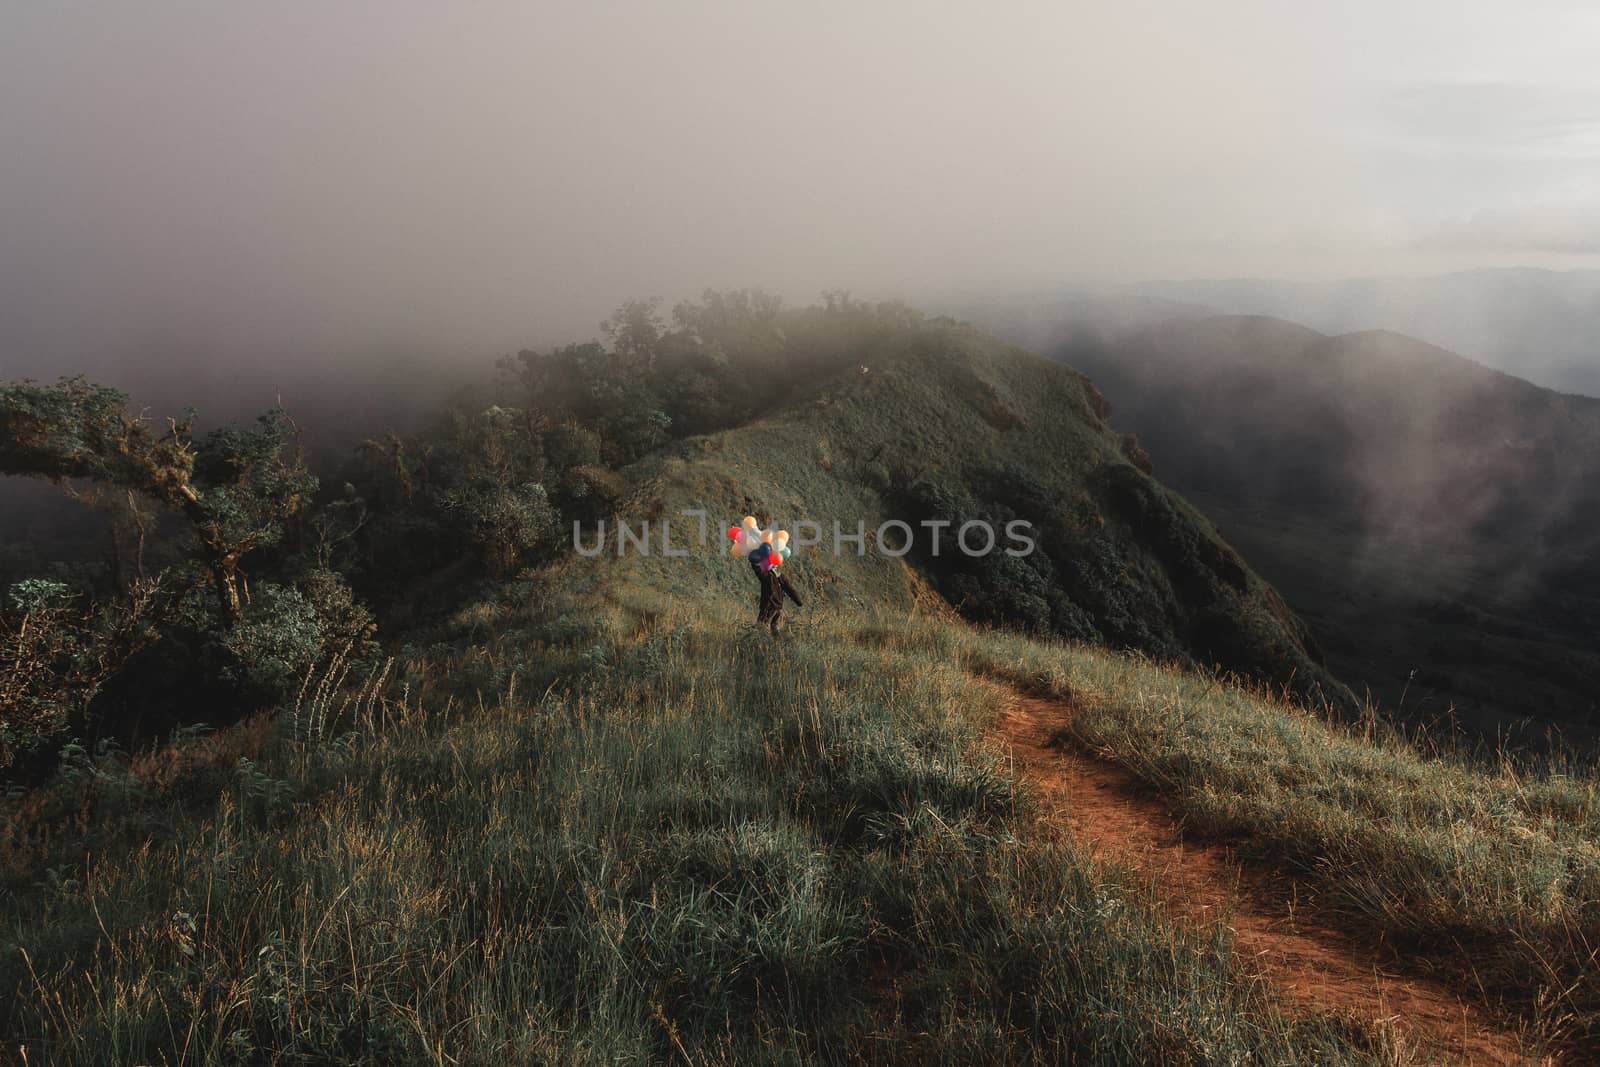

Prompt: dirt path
[{"left": 993, "top": 690, "right": 1544, "bottom": 1065}]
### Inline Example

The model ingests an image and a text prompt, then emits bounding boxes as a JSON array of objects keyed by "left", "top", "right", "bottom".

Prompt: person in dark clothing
[{"left": 753, "top": 557, "right": 803, "bottom": 636}]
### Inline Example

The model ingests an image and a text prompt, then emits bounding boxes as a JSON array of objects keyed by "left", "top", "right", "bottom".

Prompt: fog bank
[{"left": 4, "top": 2, "right": 1600, "bottom": 410}]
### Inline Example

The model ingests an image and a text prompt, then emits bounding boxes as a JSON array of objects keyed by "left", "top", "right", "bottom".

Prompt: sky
[{"left": 3, "top": 1, "right": 1600, "bottom": 390}]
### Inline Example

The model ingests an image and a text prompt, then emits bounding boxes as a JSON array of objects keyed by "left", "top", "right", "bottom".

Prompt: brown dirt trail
[{"left": 993, "top": 690, "right": 1546, "bottom": 1065}]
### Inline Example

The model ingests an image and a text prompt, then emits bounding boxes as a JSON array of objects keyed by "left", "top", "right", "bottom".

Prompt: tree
[
  {"left": 349, "top": 404, "right": 563, "bottom": 583},
  {"left": 0, "top": 576, "right": 162, "bottom": 768},
  {"left": 602, "top": 298, "right": 666, "bottom": 369},
  {"left": 0, "top": 377, "right": 315, "bottom": 623}
]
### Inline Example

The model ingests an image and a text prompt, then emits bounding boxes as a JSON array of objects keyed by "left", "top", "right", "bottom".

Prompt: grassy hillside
[
  {"left": 1050, "top": 313, "right": 1600, "bottom": 741},
  {"left": 7, "top": 564, "right": 1596, "bottom": 1061},
  {"left": 2, "top": 596, "right": 1414, "bottom": 1065},
  {"left": 619, "top": 321, "right": 1351, "bottom": 713},
  {"left": 5, "top": 314, "right": 1595, "bottom": 1062}
]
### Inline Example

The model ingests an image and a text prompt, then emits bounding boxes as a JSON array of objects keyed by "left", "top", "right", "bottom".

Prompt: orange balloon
[{"left": 762, "top": 532, "right": 774, "bottom": 543}]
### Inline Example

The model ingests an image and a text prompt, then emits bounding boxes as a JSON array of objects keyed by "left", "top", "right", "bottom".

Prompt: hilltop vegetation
[
  {"left": 2, "top": 591, "right": 1419, "bottom": 1064},
  {"left": 0, "top": 292, "right": 897, "bottom": 772},
  {"left": 5, "top": 296, "right": 1596, "bottom": 1061},
  {"left": 4, "top": 542, "right": 1594, "bottom": 1061},
  {"left": 1, "top": 294, "right": 1345, "bottom": 775}
]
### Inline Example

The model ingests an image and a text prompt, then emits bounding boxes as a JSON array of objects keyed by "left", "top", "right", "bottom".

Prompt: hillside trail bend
[{"left": 989, "top": 687, "right": 1549, "bottom": 1066}]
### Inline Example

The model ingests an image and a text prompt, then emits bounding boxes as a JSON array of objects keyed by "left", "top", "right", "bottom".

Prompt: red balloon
[{"left": 727, "top": 526, "right": 740, "bottom": 541}]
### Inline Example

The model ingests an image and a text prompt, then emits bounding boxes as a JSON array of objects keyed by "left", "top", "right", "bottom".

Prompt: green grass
[
  {"left": 5, "top": 319, "right": 1593, "bottom": 1062},
  {"left": 3, "top": 602, "right": 1396, "bottom": 1065},
  {"left": 938, "top": 623, "right": 1600, "bottom": 1046}
]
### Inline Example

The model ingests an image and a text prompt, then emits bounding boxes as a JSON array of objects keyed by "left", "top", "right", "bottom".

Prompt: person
[{"left": 753, "top": 552, "right": 802, "bottom": 637}]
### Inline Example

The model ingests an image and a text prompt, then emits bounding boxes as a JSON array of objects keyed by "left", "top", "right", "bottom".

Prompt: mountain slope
[
  {"left": 1052, "top": 313, "right": 1600, "bottom": 737},
  {"left": 601, "top": 319, "right": 1351, "bottom": 712},
  {"left": 9, "top": 314, "right": 1599, "bottom": 1062}
]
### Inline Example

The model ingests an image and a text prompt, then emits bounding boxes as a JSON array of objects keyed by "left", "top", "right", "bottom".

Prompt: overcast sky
[{"left": 3, "top": 1, "right": 1599, "bottom": 381}]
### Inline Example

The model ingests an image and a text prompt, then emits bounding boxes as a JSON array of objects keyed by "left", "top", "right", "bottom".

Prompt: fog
[{"left": 5, "top": 1, "right": 1600, "bottom": 414}]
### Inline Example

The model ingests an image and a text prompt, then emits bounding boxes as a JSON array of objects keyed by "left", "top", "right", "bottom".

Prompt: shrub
[
  {"left": 219, "top": 571, "right": 376, "bottom": 700},
  {"left": 0, "top": 577, "right": 162, "bottom": 769}
]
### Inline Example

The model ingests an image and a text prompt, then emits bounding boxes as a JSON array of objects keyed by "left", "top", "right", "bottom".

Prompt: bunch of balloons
[{"left": 727, "top": 516, "right": 792, "bottom": 574}]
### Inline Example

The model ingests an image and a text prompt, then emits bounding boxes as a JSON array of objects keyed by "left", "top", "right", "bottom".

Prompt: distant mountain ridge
[
  {"left": 1067, "top": 315, "right": 1600, "bottom": 551},
  {"left": 1131, "top": 268, "right": 1600, "bottom": 396},
  {"left": 1040, "top": 311, "right": 1600, "bottom": 738}
]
